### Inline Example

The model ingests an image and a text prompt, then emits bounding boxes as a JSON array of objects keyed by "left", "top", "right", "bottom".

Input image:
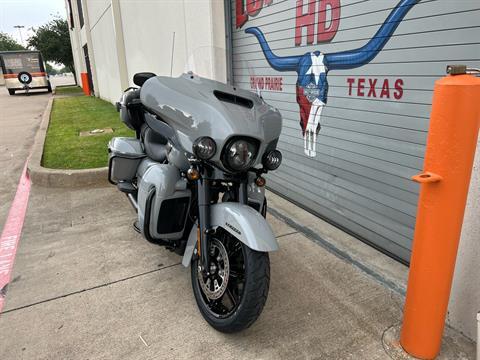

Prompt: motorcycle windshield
[{"left": 184, "top": 46, "right": 261, "bottom": 94}]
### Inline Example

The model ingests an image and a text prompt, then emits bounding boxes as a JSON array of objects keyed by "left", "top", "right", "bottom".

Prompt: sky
[{"left": 0, "top": 0, "right": 67, "bottom": 47}]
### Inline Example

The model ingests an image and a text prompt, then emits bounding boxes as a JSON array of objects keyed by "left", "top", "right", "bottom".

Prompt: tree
[
  {"left": 0, "top": 32, "right": 25, "bottom": 51},
  {"left": 27, "top": 18, "right": 76, "bottom": 82},
  {"left": 45, "top": 62, "right": 58, "bottom": 75},
  {"left": 58, "top": 65, "right": 69, "bottom": 74}
]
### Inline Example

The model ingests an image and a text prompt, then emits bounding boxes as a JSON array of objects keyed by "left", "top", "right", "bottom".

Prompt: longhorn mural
[{"left": 246, "top": 0, "right": 420, "bottom": 157}]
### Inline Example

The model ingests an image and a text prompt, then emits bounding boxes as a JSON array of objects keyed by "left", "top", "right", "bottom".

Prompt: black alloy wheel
[{"left": 191, "top": 230, "right": 270, "bottom": 333}]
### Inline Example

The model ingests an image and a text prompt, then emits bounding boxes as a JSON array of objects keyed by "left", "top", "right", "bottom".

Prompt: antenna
[
  {"left": 170, "top": 32, "right": 176, "bottom": 77},
  {"left": 246, "top": 59, "right": 262, "bottom": 98}
]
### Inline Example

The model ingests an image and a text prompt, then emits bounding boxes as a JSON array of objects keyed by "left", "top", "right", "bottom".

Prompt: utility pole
[{"left": 13, "top": 25, "right": 25, "bottom": 46}]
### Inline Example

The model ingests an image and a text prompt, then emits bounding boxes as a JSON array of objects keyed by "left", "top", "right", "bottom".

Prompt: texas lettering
[{"left": 346, "top": 78, "right": 404, "bottom": 100}]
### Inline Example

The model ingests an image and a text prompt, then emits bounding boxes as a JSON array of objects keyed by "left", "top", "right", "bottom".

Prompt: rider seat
[{"left": 141, "top": 124, "right": 168, "bottom": 163}]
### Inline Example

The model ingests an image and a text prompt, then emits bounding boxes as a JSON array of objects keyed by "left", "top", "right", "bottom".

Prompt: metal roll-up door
[{"left": 229, "top": 0, "right": 480, "bottom": 263}]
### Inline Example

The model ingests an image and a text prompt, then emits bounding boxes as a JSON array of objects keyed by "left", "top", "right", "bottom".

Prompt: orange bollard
[
  {"left": 81, "top": 72, "right": 91, "bottom": 96},
  {"left": 400, "top": 73, "right": 480, "bottom": 359}
]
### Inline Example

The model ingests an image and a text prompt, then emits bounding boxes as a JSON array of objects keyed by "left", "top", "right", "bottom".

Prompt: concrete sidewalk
[{"left": 0, "top": 184, "right": 475, "bottom": 359}]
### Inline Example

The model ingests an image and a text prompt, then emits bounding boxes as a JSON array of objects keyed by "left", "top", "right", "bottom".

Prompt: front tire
[
  {"left": 191, "top": 231, "right": 270, "bottom": 333},
  {"left": 8, "top": 89, "right": 15, "bottom": 95}
]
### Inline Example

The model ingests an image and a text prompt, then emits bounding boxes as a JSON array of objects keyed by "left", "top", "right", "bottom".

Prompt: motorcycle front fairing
[
  {"left": 140, "top": 73, "right": 282, "bottom": 171},
  {"left": 136, "top": 72, "right": 283, "bottom": 250},
  {"left": 136, "top": 159, "right": 191, "bottom": 241}
]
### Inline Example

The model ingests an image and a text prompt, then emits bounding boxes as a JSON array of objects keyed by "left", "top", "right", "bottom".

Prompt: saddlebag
[{"left": 108, "top": 137, "right": 145, "bottom": 184}]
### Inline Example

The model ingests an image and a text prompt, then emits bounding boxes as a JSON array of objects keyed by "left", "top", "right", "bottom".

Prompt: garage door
[{"left": 229, "top": 0, "right": 480, "bottom": 263}]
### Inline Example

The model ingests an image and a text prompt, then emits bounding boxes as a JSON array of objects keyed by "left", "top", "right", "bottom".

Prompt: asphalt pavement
[
  {"left": 0, "top": 85, "right": 50, "bottom": 231},
  {"left": 0, "top": 76, "right": 75, "bottom": 229}
]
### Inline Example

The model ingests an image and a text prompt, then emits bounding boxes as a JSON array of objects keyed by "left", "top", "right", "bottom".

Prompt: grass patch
[
  {"left": 42, "top": 96, "right": 134, "bottom": 169},
  {"left": 54, "top": 85, "right": 84, "bottom": 95}
]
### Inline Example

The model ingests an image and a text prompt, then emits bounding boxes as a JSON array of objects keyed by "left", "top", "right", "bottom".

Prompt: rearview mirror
[{"left": 133, "top": 72, "right": 156, "bottom": 87}]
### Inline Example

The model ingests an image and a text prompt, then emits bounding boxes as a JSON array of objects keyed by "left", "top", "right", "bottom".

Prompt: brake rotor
[{"left": 197, "top": 238, "right": 230, "bottom": 300}]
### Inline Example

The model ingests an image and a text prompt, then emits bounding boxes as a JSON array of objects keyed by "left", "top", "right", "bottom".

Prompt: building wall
[
  {"left": 70, "top": 30, "right": 83, "bottom": 81},
  {"left": 448, "top": 135, "right": 480, "bottom": 339},
  {"left": 85, "top": 0, "right": 110, "bottom": 25},
  {"left": 119, "top": 0, "right": 226, "bottom": 87},
  {"left": 119, "top": 0, "right": 187, "bottom": 81},
  {"left": 66, "top": 0, "right": 86, "bottom": 84},
  {"left": 68, "top": 0, "right": 227, "bottom": 104},
  {"left": 85, "top": 1, "right": 122, "bottom": 103},
  {"left": 80, "top": 0, "right": 100, "bottom": 95}
]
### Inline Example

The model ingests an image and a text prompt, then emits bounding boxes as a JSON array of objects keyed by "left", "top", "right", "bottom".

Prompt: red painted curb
[{"left": 0, "top": 162, "right": 31, "bottom": 313}]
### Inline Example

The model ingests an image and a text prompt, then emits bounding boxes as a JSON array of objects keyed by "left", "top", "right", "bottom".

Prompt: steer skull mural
[{"left": 246, "top": 0, "right": 419, "bottom": 157}]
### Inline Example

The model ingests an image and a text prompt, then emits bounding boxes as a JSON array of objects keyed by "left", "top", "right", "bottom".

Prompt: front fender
[{"left": 182, "top": 202, "right": 278, "bottom": 267}]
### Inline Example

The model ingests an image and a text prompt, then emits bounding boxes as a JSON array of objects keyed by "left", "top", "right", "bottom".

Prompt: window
[
  {"left": 77, "top": 0, "right": 85, "bottom": 28},
  {"left": 67, "top": 0, "right": 74, "bottom": 28},
  {"left": 2, "top": 53, "right": 41, "bottom": 74}
]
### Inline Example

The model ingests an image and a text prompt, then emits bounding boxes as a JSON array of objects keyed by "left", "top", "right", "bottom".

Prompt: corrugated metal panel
[{"left": 229, "top": 0, "right": 480, "bottom": 263}]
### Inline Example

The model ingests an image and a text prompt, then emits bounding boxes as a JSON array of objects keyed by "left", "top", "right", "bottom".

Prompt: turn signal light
[
  {"left": 255, "top": 176, "right": 266, "bottom": 187},
  {"left": 187, "top": 168, "right": 200, "bottom": 181}
]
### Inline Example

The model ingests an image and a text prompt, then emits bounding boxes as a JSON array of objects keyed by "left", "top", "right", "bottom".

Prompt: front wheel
[
  {"left": 8, "top": 89, "right": 15, "bottom": 95},
  {"left": 191, "top": 231, "right": 270, "bottom": 333}
]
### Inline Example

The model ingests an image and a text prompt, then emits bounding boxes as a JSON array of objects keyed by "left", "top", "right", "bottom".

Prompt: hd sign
[{"left": 236, "top": 0, "right": 340, "bottom": 44}]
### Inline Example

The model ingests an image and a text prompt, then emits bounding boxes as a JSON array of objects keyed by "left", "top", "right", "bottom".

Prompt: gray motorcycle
[{"left": 108, "top": 69, "right": 283, "bottom": 333}]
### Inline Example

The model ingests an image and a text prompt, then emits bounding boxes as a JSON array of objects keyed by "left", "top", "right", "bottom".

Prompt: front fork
[
  {"left": 197, "top": 177, "right": 211, "bottom": 273},
  {"left": 196, "top": 174, "right": 248, "bottom": 274}
]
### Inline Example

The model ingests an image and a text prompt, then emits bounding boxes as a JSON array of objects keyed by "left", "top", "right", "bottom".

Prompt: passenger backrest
[{"left": 118, "top": 88, "right": 144, "bottom": 134}]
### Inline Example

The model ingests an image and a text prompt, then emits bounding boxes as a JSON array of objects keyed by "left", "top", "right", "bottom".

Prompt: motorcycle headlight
[
  {"left": 263, "top": 150, "right": 282, "bottom": 170},
  {"left": 192, "top": 136, "right": 216, "bottom": 160},
  {"left": 223, "top": 138, "right": 258, "bottom": 172}
]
